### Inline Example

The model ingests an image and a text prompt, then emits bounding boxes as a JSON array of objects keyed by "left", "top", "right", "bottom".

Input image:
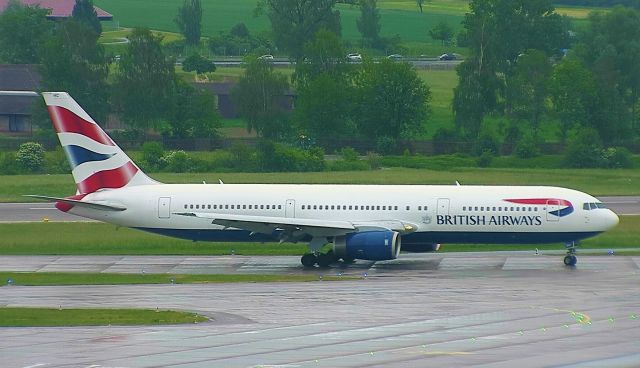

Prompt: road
[{"left": 1, "top": 196, "right": 637, "bottom": 223}]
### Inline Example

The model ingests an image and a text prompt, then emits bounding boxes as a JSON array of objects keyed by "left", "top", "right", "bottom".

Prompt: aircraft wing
[{"left": 174, "top": 212, "right": 417, "bottom": 241}]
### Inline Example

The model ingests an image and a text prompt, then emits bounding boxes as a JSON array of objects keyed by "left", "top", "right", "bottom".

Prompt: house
[
  {"left": 195, "top": 82, "right": 297, "bottom": 119},
  {"left": 0, "top": 0, "right": 112, "bottom": 20},
  {"left": 0, "top": 64, "right": 41, "bottom": 134}
]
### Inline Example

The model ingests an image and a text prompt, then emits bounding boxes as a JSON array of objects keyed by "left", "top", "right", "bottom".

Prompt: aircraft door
[
  {"left": 546, "top": 199, "right": 559, "bottom": 222},
  {"left": 285, "top": 199, "right": 296, "bottom": 218},
  {"left": 158, "top": 197, "right": 171, "bottom": 219},
  {"left": 437, "top": 198, "right": 450, "bottom": 216}
]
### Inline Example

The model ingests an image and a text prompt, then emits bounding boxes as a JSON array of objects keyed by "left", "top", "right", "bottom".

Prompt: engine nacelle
[{"left": 333, "top": 231, "right": 401, "bottom": 261}]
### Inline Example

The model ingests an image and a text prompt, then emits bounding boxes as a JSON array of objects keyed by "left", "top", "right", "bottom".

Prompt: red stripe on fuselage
[
  {"left": 505, "top": 198, "right": 572, "bottom": 207},
  {"left": 77, "top": 161, "right": 138, "bottom": 194},
  {"left": 47, "top": 105, "right": 113, "bottom": 146},
  {"left": 55, "top": 194, "right": 87, "bottom": 212}
]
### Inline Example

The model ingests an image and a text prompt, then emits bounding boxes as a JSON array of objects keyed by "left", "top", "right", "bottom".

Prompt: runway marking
[
  {"left": 28, "top": 208, "right": 57, "bottom": 210},
  {"left": 22, "top": 364, "right": 48, "bottom": 368},
  {"left": 533, "top": 306, "right": 592, "bottom": 325},
  {"left": 422, "top": 351, "right": 472, "bottom": 356}
]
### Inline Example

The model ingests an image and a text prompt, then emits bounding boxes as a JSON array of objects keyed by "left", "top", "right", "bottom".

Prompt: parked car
[
  {"left": 346, "top": 53, "right": 362, "bottom": 62},
  {"left": 439, "top": 53, "right": 457, "bottom": 61},
  {"left": 387, "top": 54, "right": 403, "bottom": 61},
  {"left": 258, "top": 54, "right": 274, "bottom": 61}
]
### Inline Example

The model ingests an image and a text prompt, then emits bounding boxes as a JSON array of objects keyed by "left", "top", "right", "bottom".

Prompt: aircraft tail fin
[{"left": 42, "top": 92, "right": 158, "bottom": 194}]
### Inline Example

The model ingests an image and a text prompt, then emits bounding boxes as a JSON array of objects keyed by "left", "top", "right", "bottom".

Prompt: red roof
[{"left": 0, "top": 0, "right": 113, "bottom": 20}]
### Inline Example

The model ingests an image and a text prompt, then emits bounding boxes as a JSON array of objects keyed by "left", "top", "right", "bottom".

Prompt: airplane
[{"left": 30, "top": 92, "right": 620, "bottom": 267}]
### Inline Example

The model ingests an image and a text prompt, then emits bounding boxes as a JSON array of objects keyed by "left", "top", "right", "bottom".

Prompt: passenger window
[
  {"left": 406, "top": 206, "right": 410, "bottom": 210},
  {"left": 394, "top": 206, "right": 398, "bottom": 210},
  {"left": 418, "top": 206, "right": 422, "bottom": 211},
  {"left": 260, "top": 205, "right": 264, "bottom": 209},
  {"left": 376, "top": 206, "right": 380, "bottom": 210},
  {"left": 196, "top": 205, "right": 200, "bottom": 209}
]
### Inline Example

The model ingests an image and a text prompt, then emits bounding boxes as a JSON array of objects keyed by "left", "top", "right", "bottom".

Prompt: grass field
[
  {"left": 0, "top": 272, "right": 346, "bottom": 286},
  {"left": 94, "top": 0, "right": 598, "bottom": 57},
  {"left": 0, "top": 307, "right": 207, "bottom": 327},
  {"left": 0, "top": 216, "right": 636, "bottom": 256},
  {"left": 5, "top": 166, "right": 640, "bottom": 204}
]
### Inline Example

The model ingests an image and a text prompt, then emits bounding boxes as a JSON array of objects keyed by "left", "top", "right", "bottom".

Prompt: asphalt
[
  {"left": 1, "top": 196, "right": 638, "bottom": 223},
  {"left": 2, "top": 253, "right": 640, "bottom": 368}
]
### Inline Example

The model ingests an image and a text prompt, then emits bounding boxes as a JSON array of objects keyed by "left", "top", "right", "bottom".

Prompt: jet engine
[{"left": 333, "top": 231, "right": 401, "bottom": 261}]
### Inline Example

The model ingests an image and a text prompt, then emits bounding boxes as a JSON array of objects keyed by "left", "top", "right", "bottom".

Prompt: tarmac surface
[
  {"left": 1, "top": 196, "right": 638, "bottom": 223},
  {"left": 2, "top": 253, "right": 640, "bottom": 367}
]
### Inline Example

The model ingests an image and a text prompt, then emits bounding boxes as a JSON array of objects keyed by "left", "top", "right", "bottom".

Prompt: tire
[
  {"left": 317, "top": 253, "right": 333, "bottom": 268},
  {"left": 564, "top": 255, "right": 577, "bottom": 266},
  {"left": 301, "top": 254, "right": 317, "bottom": 267}
]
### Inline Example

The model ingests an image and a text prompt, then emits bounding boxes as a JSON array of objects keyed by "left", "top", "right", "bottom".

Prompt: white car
[
  {"left": 347, "top": 53, "right": 362, "bottom": 62},
  {"left": 258, "top": 54, "right": 274, "bottom": 61}
]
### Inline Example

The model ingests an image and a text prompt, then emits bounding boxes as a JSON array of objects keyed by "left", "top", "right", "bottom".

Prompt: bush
[
  {"left": 227, "top": 143, "right": 258, "bottom": 171},
  {"left": 376, "top": 136, "right": 396, "bottom": 155},
  {"left": 16, "top": 142, "right": 45, "bottom": 172},
  {"left": 601, "top": 147, "right": 634, "bottom": 169},
  {"left": 0, "top": 152, "right": 21, "bottom": 174},
  {"left": 141, "top": 142, "right": 165, "bottom": 171},
  {"left": 366, "top": 151, "right": 382, "bottom": 170},
  {"left": 514, "top": 134, "right": 540, "bottom": 159},
  {"left": 161, "top": 150, "right": 193, "bottom": 173},
  {"left": 432, "top": 127, "right": 462, "bottom": 154},
  {"left": 44, "top": 148, "right": 70, "bottom": 174},
  {"left": 339, "top": 147, "right": 359, "bottom": 162},
  {"left": 474, "top": 131, "right": 500, "bottom": 156},
  {"left": 564, "top": 128, "right": 603, "bottom": 168},
  {"left": 257, "top": 141, "right": 325, "bottom": 172},
  {"left": 476, "top": 149, "right": 494, "bottom": 167}
]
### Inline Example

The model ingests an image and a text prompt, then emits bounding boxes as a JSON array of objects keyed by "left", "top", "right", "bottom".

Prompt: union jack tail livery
[{"left": 43, "top": 92, "right": 158, "bottom": 194}]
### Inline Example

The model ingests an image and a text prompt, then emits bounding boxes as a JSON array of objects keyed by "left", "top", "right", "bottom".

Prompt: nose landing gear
[{"left": 564, "top": 241, "right": 578, "bottom": 266}]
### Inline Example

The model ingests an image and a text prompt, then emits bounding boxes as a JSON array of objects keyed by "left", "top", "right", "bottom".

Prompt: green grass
[
  {"left": 0, "top": 307, "right": 207, "bottom": 327},
  {"left": 0, "top": 272, "right": 346, "bottom": 286},
  {"left": 0, "top": 216, "right": 637, "bottom": 256},
  {"left": 93, "top": 0, "right": 596, "bottom": 56}
]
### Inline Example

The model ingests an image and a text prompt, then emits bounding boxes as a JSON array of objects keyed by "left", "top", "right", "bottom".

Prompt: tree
[
  {"left": 175, "top": 0, "right": 202, "bottom": 46},
  {"left": 182, "top": 53, "right": 216, "bottom": 75},
  {"left": 507, "top": 50, "right": 552, "bottom": 134},
  {"left": 231, "top": 56, "right": 291, "bottom": 139},
  {"left": 72, "top": 0, "right": 102, "bottom": 34},
  {"left": 416, "top": 0, "right": 429, "bottom": 13},
  {"left": 357, "top": 0, "right": 381, "bottom": 48},
  {"left": 453, "top": 0, "right": 567, "bottom": 140},
  {"left": 113, "top": 28, "right": 176, "bottom": 131},
  {"left": 257, "top": 0, "right": 341, "bottom": 61},
  {"left": 40, "top": 19, "right": 110, "bottom": 123},
  {"left": 549, "top": 57, "right": 597, "bottom": 143},
  {"left": 294, "top": 29, "right": 350, "bottom": 87},
  {"left": 354, "top": 59, "right": 431, "bottom": 140},
  {"left": 576, "top": 7, "right": 640, "bottom": 139},
  {"left": 0, "top": 0, "right": 53, "bottom": 63},
  {"left": 166, "top": 80, "right": 221, "bottom": 138},
  {"left": 428, "top": 21, "right": 454, "bottom": 46},
  {"left": 295, "top": 73, "right": 355, "bottom": 142}
]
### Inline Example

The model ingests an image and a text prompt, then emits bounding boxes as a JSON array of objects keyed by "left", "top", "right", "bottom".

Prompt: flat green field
[
  {"left": 0, "top": 216, "right": 636, "bottom": 255},
  {"left": 6, "top": 167, "right": 640, "bottom": 204},
  {"left": 0, "top": 307, "right": 207, "bottom": 327}
]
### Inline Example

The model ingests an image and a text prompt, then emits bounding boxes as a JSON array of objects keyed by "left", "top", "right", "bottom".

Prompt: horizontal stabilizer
[{"left": 25, "top": 195, "right": 127, "bottom": 211}]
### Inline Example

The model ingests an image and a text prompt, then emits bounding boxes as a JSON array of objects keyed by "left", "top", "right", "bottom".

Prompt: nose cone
[{"left": 604, "top": 210, "right": 619, "bottom": 231}]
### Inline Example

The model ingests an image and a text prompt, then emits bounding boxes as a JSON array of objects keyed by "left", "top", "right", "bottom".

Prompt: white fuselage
[{"left": 67, "top": 184, "right": 619, "bottom": 247}]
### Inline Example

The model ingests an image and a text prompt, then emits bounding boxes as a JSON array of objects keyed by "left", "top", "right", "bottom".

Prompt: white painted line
[
  {"left": 22, "top": 364, "right": 48, "bottom": 368},
  {"left": 28, "top": 208, "right": 57, "bottom": 210}
]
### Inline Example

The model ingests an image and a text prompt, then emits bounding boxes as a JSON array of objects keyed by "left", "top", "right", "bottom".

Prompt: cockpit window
[{"left": 583, "top": 202, "right": 607, "bottom": 210}]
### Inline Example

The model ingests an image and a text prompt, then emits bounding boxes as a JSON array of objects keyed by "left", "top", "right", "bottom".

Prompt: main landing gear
[
  {"left": 300, "top": 251, "right": 353, "bottom": 268},
  {"left": 563, "top": 241, "right": 578, "bottom": 266}
]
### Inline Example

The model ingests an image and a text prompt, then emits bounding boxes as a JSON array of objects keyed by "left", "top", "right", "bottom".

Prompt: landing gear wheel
[
  {"left": 564, "top": 255, "right": 577, "bottom": 266},
  {"left": 317, "top": 253, "right": 333, "bottom": 268},
  {"left": 564, "top": 241, "right": 578, "bottom": 267},
  {"left": 341, "top": 257, "right": 356, "bottom": 264},
  {"left": 301, "top": 253, "right": 317, "bottom": 268}
]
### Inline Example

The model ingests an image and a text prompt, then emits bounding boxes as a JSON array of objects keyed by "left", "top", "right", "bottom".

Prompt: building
[
  {"left": 0, "top": 0, "right": 112, "bottom": 20},
  {"left": 0, "top": 65, "right": 41, "bottom": 135},
  {"left": 196, "top": 82, "right": 296, "bottom": 119}
]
